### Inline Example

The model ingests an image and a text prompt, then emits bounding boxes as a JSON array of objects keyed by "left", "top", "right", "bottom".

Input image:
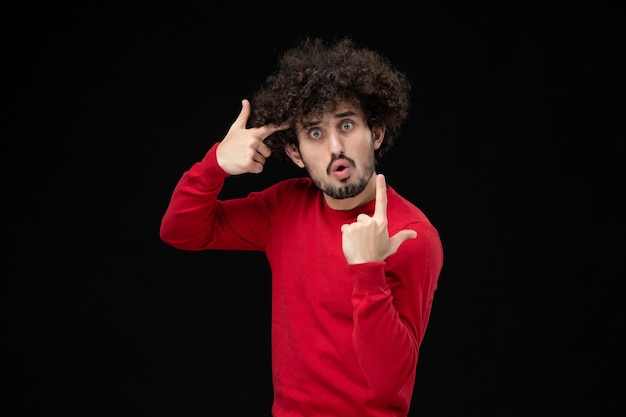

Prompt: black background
[{"left": 4, "top": 3, "right": 624, "bottom": 416}]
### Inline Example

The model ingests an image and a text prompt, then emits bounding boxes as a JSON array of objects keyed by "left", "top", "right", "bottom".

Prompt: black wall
[{"left": 4, "top": 3, "right": 624, "bottom": 416}]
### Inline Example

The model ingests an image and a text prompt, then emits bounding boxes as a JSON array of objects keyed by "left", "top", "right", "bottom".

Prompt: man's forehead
[{"left": 300, "top": 104, "right": 363, "bottom": 126}]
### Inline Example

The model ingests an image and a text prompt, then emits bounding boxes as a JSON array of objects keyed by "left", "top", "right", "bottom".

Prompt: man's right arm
[
  {"left": 159, "top": 143, "right": 229, "bottom": 250},
  {"left": 160, "top": 99, "right": 288, "bottom": 250}
]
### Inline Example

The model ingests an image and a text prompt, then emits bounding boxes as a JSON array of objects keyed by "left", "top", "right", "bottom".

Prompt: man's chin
[{"left": 325, "top": 183, "right": 364, "bottom": 200}]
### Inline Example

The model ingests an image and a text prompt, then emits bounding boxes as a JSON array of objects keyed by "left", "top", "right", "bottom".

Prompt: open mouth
[{"left": 331, "top": 160, "right": 352, "bottom": 180}]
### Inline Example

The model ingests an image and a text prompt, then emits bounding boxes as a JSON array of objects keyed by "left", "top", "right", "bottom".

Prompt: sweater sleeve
[
  {"left": 159, "top": 143, "right": 269, "bottom": 251},
  {"left": 349, "top": 222, "right": 443, "bottom": 397}
]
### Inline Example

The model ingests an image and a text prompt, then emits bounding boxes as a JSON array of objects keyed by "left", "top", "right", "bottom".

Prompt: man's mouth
[{"left": 331, "top": 160, "right": 352, "bottom": 180}]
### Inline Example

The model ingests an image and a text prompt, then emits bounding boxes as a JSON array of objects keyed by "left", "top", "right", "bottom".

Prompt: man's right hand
[{"left": 216, "top": 99, "right": 289, "bottom": 175}]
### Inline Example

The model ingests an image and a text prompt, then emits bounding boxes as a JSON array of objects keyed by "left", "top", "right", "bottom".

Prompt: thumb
[
  {"left": 233, "top": 99, "right": 251, "bottom": 129},
  {"left": 388, "top": 229, "right": 418, "bottom": 254}
]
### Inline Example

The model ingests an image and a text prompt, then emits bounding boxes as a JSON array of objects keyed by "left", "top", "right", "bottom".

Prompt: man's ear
[
  {"left": 372, "top": 125, "right": 386, "bottom": 150},
  {"left": 285, "top": 144, "right": 305, "bottom": 168}
]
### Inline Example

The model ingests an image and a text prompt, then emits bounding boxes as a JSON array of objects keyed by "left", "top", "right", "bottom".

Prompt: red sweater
[{"left": 160, "top": 144, "right": 444, "bottom": 417}]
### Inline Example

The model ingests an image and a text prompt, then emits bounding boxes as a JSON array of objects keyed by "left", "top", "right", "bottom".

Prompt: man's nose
[{"left": 328, "top": 130, "right": 344, "bottom": 154}]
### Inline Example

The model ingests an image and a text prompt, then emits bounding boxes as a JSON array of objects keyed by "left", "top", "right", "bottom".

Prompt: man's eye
[
  {"left": 309, "top": 129, "right": 322, "bottom": 139},
  {"left": 341, "top": 121, "right": 353, "bottom": 130}
]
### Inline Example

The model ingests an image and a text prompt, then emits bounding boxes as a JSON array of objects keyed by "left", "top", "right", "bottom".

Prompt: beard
[{"left": 304, "top": 154, "right": 376, "bottom": 200}]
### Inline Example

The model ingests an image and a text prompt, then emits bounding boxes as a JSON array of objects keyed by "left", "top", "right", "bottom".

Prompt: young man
[{"left": 160, "top": 37, "right": 444, "bottom": 417}]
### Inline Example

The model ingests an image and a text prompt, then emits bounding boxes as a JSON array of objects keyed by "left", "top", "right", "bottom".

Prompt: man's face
[{"left": 289, "top": 103, "right": 383, "bottom": 202}]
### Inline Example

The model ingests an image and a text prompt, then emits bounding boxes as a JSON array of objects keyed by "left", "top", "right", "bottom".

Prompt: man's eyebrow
[
  {"left": 335, "top": 110, "right": 357, "bottom": 118},
  {"left": 301, "top": 120, "right": 320, "bottom": 130},
  {"left": 301, "top": 110, "right": 358, "bottom": 129}
]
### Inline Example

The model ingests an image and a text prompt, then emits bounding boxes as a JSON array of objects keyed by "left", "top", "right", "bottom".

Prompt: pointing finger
[
  {"left": 258, "top": 121, "right": 291, "bottom": 138},
  {"left": 237, "top": 98, "right": 290, "bottom": 137},
  {"left": 374, "top": 174, "right": 388, "bottom": 221}
]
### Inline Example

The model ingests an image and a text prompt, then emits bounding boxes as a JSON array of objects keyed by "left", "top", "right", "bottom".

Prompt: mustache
[{"left": 326, "top": 155, "right": 356, "bottom": 176}]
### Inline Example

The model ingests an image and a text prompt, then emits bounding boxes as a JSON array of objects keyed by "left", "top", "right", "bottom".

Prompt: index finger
[
  {"left": 258, "top": 121, "right": 290, "bottom": 139},
  {"left": 374, "top": 173, "right": 387, "bottom": 221}
]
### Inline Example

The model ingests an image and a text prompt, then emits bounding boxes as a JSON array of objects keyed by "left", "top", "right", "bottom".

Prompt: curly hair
[{"left": 250, "top": 37, "right": 411, "bottom": 163}]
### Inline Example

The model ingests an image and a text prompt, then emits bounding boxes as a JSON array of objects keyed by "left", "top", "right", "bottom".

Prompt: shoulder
[
  {"left": 386, "top": 188, "right": 444, "bottom": 265},
  {"left": 386, "top": 186, "right": 440, "bottom": 235},
  {"left": 386, "top": 187, "right": 431, "bottom": 222}
]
